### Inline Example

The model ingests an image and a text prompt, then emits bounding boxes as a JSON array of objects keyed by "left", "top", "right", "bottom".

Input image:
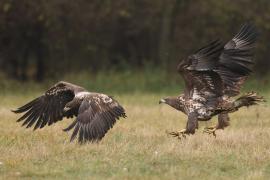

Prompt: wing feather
[
  {"left": 33, "top": 116, "right": 43, "bottom": 130},
  {"left": 177, "top": 23, "right": 258, "bottom": 103},
  {"left": 63, "top": 94, "right": 126, "bottom": 143},
  {"left": 216, "top": 23, "right": 258, "bottom": 96},
  {"left": 177, "top": 40, "right": 224, "bottom": 103},
  {"left": 12, "top": 81, "right": 85, "bottom": 130}
]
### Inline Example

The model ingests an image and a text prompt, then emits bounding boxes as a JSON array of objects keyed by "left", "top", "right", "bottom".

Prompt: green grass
[
  {"left": 0, "top": 89, "right": 270, "bottom": 179},
  {"left": 1, "top": 70, "right": 270, "bottom": 95}
]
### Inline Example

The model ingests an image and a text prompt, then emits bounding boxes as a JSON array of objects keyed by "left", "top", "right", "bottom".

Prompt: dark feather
[
  {"left": 217, "top": 23, "right": 258, "bottom": 96},
  {"left": 177, "top": 23, "right": 258, "bottom": 102},
  {"left": 70, "top": 124, "right": 80, "bottom": 142},
  {"left": 13, "top": 81, "right": 84, "bottom": 129},
  {"left": 64, "top": 93, "right": 126, "bottom": 143}
]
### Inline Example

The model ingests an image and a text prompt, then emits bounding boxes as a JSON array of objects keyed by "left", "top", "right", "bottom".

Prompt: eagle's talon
[
  {"left": 167, "top": 129, "right": 187, "bottom": 139},
  {"left": 203, "top": 126, "right": 217, "bottom": 137}
]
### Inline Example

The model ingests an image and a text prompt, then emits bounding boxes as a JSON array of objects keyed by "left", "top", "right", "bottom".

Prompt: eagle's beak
[{"left": 159, "top": 99, "right": 166, "bottom": 104}]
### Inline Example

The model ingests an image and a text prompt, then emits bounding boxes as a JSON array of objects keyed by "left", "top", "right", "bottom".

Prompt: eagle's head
[{"left": 159, "top": 95, "right": 185, "bottom": 113}]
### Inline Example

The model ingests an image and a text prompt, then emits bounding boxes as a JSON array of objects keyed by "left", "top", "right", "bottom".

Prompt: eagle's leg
[
  {"left": 167, "top": 112, "right": 198, "bottom": 139},
  {"left": 204, "top": 113, "right": 230, "bottom": 137}
]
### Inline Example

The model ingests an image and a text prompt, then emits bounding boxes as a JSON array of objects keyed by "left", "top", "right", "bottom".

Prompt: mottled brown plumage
[
  {"left": 160, "top": 23, "right": 265, "bottom": 138},
  {"left": 12, "top": 81, "right": 126, "bottom": 143}
]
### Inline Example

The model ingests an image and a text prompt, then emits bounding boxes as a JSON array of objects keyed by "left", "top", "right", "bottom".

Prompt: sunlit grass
[{"left": 0, "top": 91, "right": 270, "bottom": 179}]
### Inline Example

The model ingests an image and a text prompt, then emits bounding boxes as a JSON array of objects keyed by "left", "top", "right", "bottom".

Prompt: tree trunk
[{"left": 158, "top": 0, "right": 177, "bottom": 67}]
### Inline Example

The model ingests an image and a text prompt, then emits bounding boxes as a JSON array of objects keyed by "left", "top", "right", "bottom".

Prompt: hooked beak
[{"left": 159, "top": 99, "right": 166, "bottom": 104}]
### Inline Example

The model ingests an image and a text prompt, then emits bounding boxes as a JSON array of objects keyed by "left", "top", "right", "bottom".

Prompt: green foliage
[{"left": 0, "top": 70, "right": 269, "bottom": 96}]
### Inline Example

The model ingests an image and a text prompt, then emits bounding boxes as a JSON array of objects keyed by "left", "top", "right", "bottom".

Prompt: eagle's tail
[{"left": 234, "top": 92, "right": 265, "bottom": 109}]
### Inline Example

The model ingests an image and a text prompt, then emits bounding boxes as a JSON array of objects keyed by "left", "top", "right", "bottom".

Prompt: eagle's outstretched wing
[
  {"left": 216, "top": 23, "right": 258, "bottom": 96},
  {"left": 178, "top": 23, "right": 258, "bottom": 106},
  {"left": 177, "top": 40, "right": 224, "bottom": 107},
  {"left": 12, "top": 81, "right": 85, "bottom": 130},
  {"left": 63, "top": 93, "right": 126, "bottom": 143}
]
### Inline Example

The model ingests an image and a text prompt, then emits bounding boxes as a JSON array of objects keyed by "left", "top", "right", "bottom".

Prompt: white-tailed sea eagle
[
  {"left": 12, "top": 81, "right": 126, "bottom": 143},
  {"left": 159, "top": 23, "right": 265, "bottom": 138}
]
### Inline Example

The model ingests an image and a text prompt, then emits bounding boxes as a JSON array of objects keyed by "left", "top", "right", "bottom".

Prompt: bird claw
[
  {"left": 166, "top": 129, "right": 187, "bottom": 140},
  {"left": 203, "top": 126, "right": 217, "bottom": 137}
]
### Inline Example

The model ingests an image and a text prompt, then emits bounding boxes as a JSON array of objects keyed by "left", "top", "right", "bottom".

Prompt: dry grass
[{"left": 0, "top": 93, "right": 270, "bottom": 179}]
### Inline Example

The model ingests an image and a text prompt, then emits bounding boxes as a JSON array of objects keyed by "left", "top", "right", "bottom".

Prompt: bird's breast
[{"left": 186, "top": 100, "right": 213, "bottom": 119}]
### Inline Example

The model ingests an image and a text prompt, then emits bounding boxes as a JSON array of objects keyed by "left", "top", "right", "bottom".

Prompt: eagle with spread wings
[
  {"left": 12, "top": 81, "right": 126, "bottom": 143},
  {"left": 159, "top": 23, "right": 265, "bottom": 138}
]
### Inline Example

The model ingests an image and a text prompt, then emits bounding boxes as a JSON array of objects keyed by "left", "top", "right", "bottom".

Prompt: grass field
[{"left": 0, "top": 90, "right": 270, "bottom": 179}]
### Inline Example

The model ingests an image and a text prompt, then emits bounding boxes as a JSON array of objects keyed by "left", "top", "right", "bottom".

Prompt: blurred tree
[
  {"left": 0, "top": 0, "right": 269, "bottom": 81},
  {"left": 0, "top": 0, "right": 47, "bottom": 81}
]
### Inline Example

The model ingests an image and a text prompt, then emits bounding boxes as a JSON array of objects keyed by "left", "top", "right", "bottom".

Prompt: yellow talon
[
  {"left": 203, "top": 126, "right": 217, "bottom": 137},
  {"left": 166, "top": 129, "right": 187, "bottom": 139}
]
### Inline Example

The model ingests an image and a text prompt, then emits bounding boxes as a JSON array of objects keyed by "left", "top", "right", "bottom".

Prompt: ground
[{"left": 0, "top": 92, "right": 270, "bottom": 179}]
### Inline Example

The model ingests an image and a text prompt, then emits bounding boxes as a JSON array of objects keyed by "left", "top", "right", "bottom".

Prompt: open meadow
[
  {"left": 0, "top": 77, "right": 270, "bottom": 180},
  {"left": 2, "top": 1, "right": 270, "bottom": 179}
]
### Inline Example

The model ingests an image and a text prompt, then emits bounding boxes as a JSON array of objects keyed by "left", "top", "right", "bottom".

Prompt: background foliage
[{"left": 0, "top": 0, "right": 270, "bottom": 82}]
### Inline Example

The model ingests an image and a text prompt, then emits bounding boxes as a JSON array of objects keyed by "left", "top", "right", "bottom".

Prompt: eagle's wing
[
  {"left": 178, "top": 23, "right": 258, "bottom": 105},
  {"left": 177, "top": 40, "right": 224, "bottom": 107},
  {"left": 63, "top": 93, "right": 126, "bottom": 143},
  {"left": 215, "top": 23, "right": 258, "bottom": 96},
  {"left": 12, "top": 81, "right": 85, "bottom": 130}
]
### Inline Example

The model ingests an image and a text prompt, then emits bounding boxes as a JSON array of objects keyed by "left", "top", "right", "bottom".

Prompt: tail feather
[{"left": 234, "top": 91, "right": 265, "bottom": 108}]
